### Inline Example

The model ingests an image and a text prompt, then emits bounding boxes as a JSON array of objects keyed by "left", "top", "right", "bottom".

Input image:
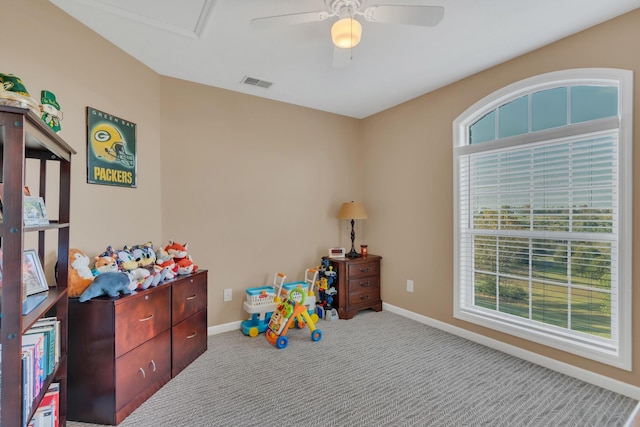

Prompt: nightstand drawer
[
  {"left": 347, "top": 260, "right": 379, "bottom": 279},
  {"left": 115, "top": 329, "right": 171, "bottom": 411},
  {"left": 115, "top": 286, "right": 172, "bottom": 357},
  {"left": 172, "top": 272, "right": 208, "bottom": 325},
  {"left": 348, "top": 276, "right": 380, "bottom": 306}
]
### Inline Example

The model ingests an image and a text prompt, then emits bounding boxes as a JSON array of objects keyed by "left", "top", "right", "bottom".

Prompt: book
[
  {"left": 34, "top": 317, "right": 60, "bottom": 364},
  {"left": 36, "top": 383, "right": 60, "bottom": 427},
  {"left": 22, "top": 332, "right": 45, "bottom": 401},
  {"left": 25, "top": 324, "right": 55, "bottom": 376}
]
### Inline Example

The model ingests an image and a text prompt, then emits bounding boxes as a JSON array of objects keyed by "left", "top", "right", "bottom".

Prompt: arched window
[{"left": 453, "top": 69, "right": 632, "bottom": 369}]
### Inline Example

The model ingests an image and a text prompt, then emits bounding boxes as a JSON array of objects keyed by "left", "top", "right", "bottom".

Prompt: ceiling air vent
[{"left": 241, "top": 76, "right": 273, "bottom": 89}]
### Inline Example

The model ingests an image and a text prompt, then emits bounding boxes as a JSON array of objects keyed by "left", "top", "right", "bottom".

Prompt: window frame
[{"left": 452, "top": 68, "right": 633, "bottom": 370}]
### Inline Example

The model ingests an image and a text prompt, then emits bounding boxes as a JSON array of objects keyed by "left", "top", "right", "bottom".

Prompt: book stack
[
  {"left": 21, "top": 317, "right": 61, "bottom": 427},
  {"left": 27, "top": 382, "right": 60, "bottom": 427}
]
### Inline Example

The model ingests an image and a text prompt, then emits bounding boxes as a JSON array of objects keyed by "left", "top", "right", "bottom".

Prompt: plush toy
[
  {"left": 92, "top": 253, "right": 118, "bottom": 276},
  {"left": 78, "top": 272, "right": 133, "bottom": 302},
  {"left": 131, "top": 241, "right": 156, "bottom": 268},
  {"left": 68, "top": 248, "right": 95, "bottom": 298},
  {"left": 165, "top": 240, "right": 188, "bottom": 261},
  {"left": 176, "top": 256, "right": 196, "bottom": 275},
  {"left": 165, "top": 240, "right": 198, "bottom": 273},
  {"left": 115, "top": 246, "right": 154, "bottom": 290},
  {"left": 156, "top": 246, "right": 178, "bottom": 280}
]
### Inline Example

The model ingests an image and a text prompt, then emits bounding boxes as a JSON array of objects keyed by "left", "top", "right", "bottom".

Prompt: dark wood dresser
[
  {"left": 67, "top": 270, "right": 208, "bottom": 425},
  {"left": 325, "top": 255, "right": 382, "bottom": 319}
]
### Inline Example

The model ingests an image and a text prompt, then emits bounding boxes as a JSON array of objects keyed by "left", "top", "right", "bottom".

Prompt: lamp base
[{"left": 345, "top": 248, "right": 361, "bottom": 258}]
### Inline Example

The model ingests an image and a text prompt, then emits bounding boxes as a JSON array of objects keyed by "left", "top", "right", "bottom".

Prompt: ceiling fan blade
[
  {"left": 363, "top": 5, "right": 444, "bottom": 27},
  {"left": 251, "top": 11, "right": 330, "bottom": 29},
  {"left": 332, "top": 46, "right": 353, "bottom": 68}
]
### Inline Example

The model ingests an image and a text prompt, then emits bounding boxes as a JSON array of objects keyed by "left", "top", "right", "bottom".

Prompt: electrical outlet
[
  {"left": 223, "top": 288, "right": 232, "bottom": 302},
  {"left": 406, "top": 279, "right": 414, "bottom": 293}
]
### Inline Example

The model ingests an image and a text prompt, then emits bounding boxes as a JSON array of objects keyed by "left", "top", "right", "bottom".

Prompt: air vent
[{"left": 241, "top": 76, "right": 273, "bottom": 89}]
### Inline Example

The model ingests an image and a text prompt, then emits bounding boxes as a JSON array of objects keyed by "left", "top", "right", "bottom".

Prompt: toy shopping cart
[
  {"left": 280, "top": 268, "right": 319, "bottom": 316},
  {"left": 241, "top": 273, "right": 287, "bottom": 337}
]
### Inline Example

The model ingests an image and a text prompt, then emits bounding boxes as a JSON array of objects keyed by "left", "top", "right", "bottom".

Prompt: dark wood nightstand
[{"left": 324, "top": 255, "right": 382, "bottom": 319}]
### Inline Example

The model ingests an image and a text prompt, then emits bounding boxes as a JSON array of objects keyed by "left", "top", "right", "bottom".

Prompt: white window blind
[{"left": 453, "top": 69, "right": 632, "bottom": 370}]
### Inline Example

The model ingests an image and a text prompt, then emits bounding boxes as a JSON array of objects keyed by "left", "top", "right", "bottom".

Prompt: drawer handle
[
  {"left": 360, "top": 294, "right": 370, "bottom": 301},
  {"left": 187, "top": 331, "right": 198, "bottom": 339},
  {"left": 149, "top": 360, "right": 156, "bottom": 372},
  {"left": 139, "top": 314, "right": 154, "bottom": 322},
  {"left": 359, "top": 267, "right": 371, "bottom": 273},
  {"left": 139, "top": 368, "right": 146, "bottom": 379},
  {"left": 360, "top": 281, "right": 370, "bottom": 287},
  {"left": 186, "top": 294, "right": 197, "bottom": 300}
]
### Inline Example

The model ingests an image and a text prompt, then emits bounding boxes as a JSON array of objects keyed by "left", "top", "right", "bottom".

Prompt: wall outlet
[
  {"left": 223, "top": 288, "right": 232, "bottom": 302},
  {"left": 406, "top": 279, "right": 414, "bottom": 293}
]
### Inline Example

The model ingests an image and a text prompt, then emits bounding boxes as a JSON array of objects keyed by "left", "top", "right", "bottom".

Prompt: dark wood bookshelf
[{"left": 0, "top": 105, "right": 76, "bottom": 427}]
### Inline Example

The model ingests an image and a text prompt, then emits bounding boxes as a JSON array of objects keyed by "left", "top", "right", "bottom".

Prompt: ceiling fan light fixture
[{"left": 331, "top": 17, "right": 362, "bottom": 48}]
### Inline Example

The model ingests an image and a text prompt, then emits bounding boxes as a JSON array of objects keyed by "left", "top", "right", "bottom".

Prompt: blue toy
[{"left": 78, "top": 272, "right": 133, "bottom": 302}]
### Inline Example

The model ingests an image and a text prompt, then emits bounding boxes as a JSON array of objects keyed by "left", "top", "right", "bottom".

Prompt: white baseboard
[
  {"left": 208, "top": 320, "right": 241, "bottom": 336},
  {"left": 382, "top": 302, "right": 640, "bottom": 401}
]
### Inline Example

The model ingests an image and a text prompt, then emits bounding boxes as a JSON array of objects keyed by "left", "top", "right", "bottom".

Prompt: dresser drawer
[
  {"left": 172, "top": 272, "right": 208, "bottom": 325},
  {"left": 115, "top": 286, "right": 172, "bottom": 357},
  {"left": 347, "top": 260, "right": 380, "bottom": 279},
  {"left": 115, "top": 329, "right": 171, "bottom": 411},
  {"left": 347, "top": 276, "right": 380, "bottom": 307},
  {"left": 172, "top": 309, "right": 207, "bottom": 377}
]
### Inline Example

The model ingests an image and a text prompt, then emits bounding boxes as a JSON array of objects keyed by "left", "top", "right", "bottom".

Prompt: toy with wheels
[
  {"left": 265, "top": 285, "right": 322, "bottom": 349},
  {"left": 241, "top": 272, "right": 288, "bottom": 337},
  {"left": 280, "top": 268, "right": 320, "bottom": 325}
]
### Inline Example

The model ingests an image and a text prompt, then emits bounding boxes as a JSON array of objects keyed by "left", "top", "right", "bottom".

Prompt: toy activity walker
[
  {"left": 265, "top": 285, "right": 321, "bottom": 349},
  {"left": 241, "top": 269, "right": 320, "bottom": 340}
]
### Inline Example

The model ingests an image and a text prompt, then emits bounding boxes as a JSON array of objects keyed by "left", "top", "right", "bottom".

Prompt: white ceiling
[{"left": 49, "top": 0, "right": 640, "bottom": 119}]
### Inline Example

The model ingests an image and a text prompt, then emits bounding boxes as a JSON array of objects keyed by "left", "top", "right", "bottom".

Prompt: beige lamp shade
[
  {"left": 331, "top": 17, "right": 362, "bottom": 49},
  {"left": 337, "top": 201, "right": 368, "bottom": 220}
]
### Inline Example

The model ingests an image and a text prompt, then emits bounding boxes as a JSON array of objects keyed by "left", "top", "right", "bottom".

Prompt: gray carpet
[{"left": 68, "top": 310, "right": 637, "bottom": 426}]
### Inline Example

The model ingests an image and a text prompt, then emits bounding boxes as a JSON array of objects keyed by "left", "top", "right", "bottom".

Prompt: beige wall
[
  {"left": 3, "top": 0, "right": 640, "bottom": 389},
  {"left": 159, "top": 77, "right": 361, "bottom": 324},
  {"left": 1, "top": 0, "right": 163, "bottom": 278},
  {"left": 363, "top": 9, "right": 640, "bottom": 387}
]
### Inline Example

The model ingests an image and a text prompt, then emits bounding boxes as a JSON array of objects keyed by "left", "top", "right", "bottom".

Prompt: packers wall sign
[{"left": 87, "top": 107, "right": 137, "bottom": 187}]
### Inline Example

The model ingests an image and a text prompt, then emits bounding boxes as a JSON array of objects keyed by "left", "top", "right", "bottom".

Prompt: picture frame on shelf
[
  {"left": 23, "top": 196, "right": 49, "bottom": 226},
  {"left": 23, "top": 249, "right": 49, "bottom": 296}
]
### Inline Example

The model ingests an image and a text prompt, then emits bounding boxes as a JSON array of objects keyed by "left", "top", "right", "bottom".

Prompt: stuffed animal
[
  {"left": 156, "top": 246, "right": 178, "bottom": 280},
  {"left": 176, "top": 256, "right": 196, "bottom": 275},
  {"left": 78, "top": 272, "right": 133, "bottom": 302},
  {"left": 131, "top": 241, "right": 156, "bottom": 268},
  {"left": 165, "top": 240, "right": 198, "bottom": 273},
  {"left": 165, "top": 240, "right": 188, "bottom": 261},
  {"left": 68, "top": 248, "right": 95, "bottom": 298},
  {"left": 92, "top": 253, "right": 118, "bottom": 276},
  {"left": 115, "top": 246, "right": 153, "bottom": 290}
]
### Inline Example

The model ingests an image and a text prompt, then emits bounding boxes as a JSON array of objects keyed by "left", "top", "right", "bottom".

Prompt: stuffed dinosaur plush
[
  {"left": 78, "top": 271, "right": 133, "bottom": 302},
  {"left": 68, "top": 248, "right": 95, "bottom": 298}
]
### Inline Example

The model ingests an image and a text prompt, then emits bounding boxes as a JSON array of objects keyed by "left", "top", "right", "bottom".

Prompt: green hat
[
  {"left": 41, "top": 90, "right": 60, "bottom": 110},
  {"left": 0, "top": 73, "right": 31, "bottom": 96}
]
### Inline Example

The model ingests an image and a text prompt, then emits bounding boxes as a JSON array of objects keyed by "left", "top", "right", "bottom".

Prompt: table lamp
[{"left": 337, "top": 201, "right": 368, "bottom": 258}]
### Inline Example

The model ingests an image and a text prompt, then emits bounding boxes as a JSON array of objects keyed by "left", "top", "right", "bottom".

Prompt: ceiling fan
[{"left": 251, "top": 0, "right": 444, "bottom": 67}]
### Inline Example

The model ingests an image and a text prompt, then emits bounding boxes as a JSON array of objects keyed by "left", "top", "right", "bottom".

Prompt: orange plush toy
[
  {"left": 165, "top": 240, "right": 198, "bottom": 274},
  {"left": 67, "top": 248, "right": 95, "bottom": 297}
]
